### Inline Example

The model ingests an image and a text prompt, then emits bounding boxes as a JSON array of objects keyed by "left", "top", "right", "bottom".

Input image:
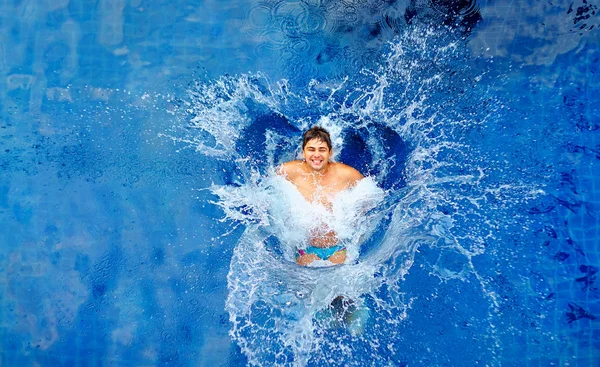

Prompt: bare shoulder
[
  {"left": 277, "top": 160, "right": 304, "bottom": 179},
  {"left": 334, "top": 162, "right": 364, "bottom": 185}
]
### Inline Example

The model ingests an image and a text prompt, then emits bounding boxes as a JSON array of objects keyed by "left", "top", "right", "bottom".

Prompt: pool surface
[{"left": 1, "top": 0, "right": 599, "bottom": 366}]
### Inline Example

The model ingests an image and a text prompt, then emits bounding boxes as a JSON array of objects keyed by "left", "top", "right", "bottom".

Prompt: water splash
[{"left": 172, "top": 26, "right": 543, "bottom": 366}]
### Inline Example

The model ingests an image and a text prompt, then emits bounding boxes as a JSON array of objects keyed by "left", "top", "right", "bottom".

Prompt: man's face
[{"left": 302, "top": 139, "right": 331, "bottom": 172}]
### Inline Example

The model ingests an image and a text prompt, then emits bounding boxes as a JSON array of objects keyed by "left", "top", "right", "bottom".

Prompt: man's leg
[
  {"left": 328, "top": 250, "right": 346, "bottom": 265},
  {"left": 296, "top": 253, "right": 320, "bottom": 266}
]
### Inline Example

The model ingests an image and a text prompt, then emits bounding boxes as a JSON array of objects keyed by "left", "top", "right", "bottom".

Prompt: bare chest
[{"left": 292, "top": 177, "right": 348, "bottom": 207}]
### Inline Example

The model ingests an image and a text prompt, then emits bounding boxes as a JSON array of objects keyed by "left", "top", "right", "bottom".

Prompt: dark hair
[{"left": 302, "top": 126, "right": 332, "bottom": 150}]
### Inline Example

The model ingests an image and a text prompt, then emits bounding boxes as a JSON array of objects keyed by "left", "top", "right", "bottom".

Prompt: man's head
[
  {"left": 302, "top": 126, "right": 332, "bottom": 172},
  {"left": 302, "top": 126, "right": 332, "bottom": 150}
]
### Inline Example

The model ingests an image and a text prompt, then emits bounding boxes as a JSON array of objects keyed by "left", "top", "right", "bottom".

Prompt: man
[{"left": 278, "top": 126, "right": 364, "bottom": 266}]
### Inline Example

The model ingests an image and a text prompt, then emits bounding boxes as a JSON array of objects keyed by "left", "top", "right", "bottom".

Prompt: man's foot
[
  {"left": 330, "top": 296, "right": 357, "bottom": 322},
  {"left": 329, "top": 296, "right": 369, "bottom": 336}
]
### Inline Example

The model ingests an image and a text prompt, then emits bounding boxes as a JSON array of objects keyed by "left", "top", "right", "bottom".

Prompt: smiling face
[{"left": 302, "top": 138, "right": 332, "bottom": 172}]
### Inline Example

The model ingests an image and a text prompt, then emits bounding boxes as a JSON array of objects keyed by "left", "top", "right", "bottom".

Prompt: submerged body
[{"left": 278, "top": 127, "right": 363, "bottom": 266}]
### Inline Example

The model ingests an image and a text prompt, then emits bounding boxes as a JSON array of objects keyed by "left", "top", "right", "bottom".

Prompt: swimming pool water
[{"left": 1, "top": 0, "right": 599, "bottom": 366}]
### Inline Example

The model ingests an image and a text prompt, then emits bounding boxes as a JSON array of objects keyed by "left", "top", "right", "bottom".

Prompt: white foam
[{"left": 212, "top": 174, "right": 385, "bottom": 263}]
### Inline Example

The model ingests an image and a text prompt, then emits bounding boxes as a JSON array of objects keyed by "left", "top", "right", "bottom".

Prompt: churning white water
[{"left": 170, "top": 27, "right": 544, "bottom": 366}]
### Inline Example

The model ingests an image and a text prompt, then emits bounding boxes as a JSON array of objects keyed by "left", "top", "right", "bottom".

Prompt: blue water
[{"left": 1, "top": 0, "right": 599, "bottom": 366}]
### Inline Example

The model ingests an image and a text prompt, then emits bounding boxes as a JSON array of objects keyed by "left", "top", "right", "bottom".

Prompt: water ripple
[
  {"left": 247, "top": 3, "right": 273, "bottom": 30},
  {"left": 280, "top": 37, "right": 313, "bottom": 58},
  {"left": 428, "top": 0, "right": 481, "bottom": 20},
  {"left": 274, "top": 0, "right": 327, "bottom": 37}
]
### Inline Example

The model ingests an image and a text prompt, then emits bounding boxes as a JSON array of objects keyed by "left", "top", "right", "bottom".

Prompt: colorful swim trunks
[{"left": 297, "top": 245, "right": 346, "bottom": 260}]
